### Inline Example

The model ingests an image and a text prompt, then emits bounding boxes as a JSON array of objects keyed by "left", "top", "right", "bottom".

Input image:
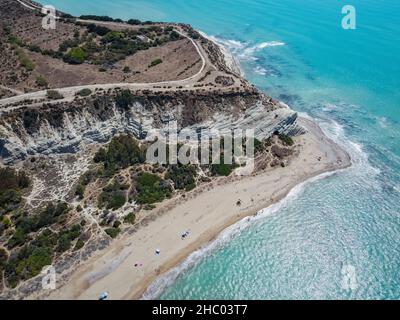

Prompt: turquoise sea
[{"left": 43, "top": 0, "right": 400, "bottom": 299}]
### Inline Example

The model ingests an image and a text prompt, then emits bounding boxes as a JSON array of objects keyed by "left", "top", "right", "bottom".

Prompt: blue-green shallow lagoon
[{"left": 44, "top": 0, "right": 400, "bottom": 299}]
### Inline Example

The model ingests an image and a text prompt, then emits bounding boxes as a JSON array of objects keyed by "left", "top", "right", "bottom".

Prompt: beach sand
[{"left": 40, "top": 117, "right": 351, "bottom": 300}]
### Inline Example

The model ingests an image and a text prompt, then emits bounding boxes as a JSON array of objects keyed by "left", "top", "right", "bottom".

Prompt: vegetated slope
[{"left": 0, "top": 0, "right": 201, "bottom": 96}]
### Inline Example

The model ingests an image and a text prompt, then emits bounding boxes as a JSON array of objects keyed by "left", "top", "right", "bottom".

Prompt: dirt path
[{"left": 2, "top": 0, "right": 225, "bottom": 109}]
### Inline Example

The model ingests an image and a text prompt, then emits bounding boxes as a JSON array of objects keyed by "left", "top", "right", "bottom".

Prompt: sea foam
[{"left": 205, "top": 36, "right": 285, "bottom": 62}]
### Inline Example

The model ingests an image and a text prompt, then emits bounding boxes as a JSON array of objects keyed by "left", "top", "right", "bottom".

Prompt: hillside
[{"left": 0, "top": 0, "right": 307, "bottom": 299}]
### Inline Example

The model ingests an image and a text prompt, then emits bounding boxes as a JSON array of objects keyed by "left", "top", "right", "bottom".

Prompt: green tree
[{"left": 135, "top": 172, "right": 171, "bottom": 204}]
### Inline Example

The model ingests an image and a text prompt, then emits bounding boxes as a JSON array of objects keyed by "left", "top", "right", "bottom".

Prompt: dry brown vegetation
[{"left": 0, "top": 0, "right": 202, "bottom": 94}]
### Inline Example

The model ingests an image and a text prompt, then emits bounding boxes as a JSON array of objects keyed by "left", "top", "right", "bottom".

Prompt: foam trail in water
[
  {"left": 253, "top": 66, "right": 268, "bottom": 75},
  {"left": 300, "top": 109, "right": 381, "bottom": 180},
  {"left": 204, "top": 35, "right": 285, "bottom": 62},
  {"left": 317, "top": 115, "right": 380, "bottom": 177}
]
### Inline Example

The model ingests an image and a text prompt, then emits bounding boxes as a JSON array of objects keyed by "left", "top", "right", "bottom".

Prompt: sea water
[{"left": 43, "top": 0, "right": 400, "bottom": 299}]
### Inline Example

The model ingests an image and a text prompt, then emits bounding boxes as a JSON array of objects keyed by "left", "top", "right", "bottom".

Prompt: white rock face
[
  {"left": 0, "top": 96, "right": 304, "bottom": 164},
  {"left": 186, "top": 102, "right": 304, "bottom": 138}
]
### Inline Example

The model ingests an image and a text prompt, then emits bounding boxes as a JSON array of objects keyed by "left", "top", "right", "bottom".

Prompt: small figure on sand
[
  {"left": 99, "top": 291, "right": 109, "bottom": 300},
  {"left": 155, "top": 249, "right": 161, "bottom": 255},
  {"left": 181, "top": 230, "right": 190, "bottom": 240}
]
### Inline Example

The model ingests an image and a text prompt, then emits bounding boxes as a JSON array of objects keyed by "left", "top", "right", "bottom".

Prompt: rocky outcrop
[{"left": 0, "top": 90, "right": 305, "bottom": 164}]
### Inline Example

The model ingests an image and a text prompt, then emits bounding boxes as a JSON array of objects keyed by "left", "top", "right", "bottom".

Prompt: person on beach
[{"left": 181, "top": 230, "right": 190, "bottom": 239}]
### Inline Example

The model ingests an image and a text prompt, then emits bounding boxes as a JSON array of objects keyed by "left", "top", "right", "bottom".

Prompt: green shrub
[
  {"left": 58, "top": 39, "right": 79, "bottom": 52},
  {"left": 86, "top": 23, "right": 111, "bottom": 36},
  {"left": 149, "top": 58, "right": 162, "bottom": 67},
  {"left": 36, "top": 75, "right": 48, "bottom": 87},
  {"left": 28, "top": 44, "right": 41, "bottom": 52},
  {"left": 0, "top": 168, "right": 29, "bottom": 214},
  {"left": 80, "top": 15, "right": 115, "bottom": 22},
  {"left": 5, "top": 241, "right": 54, "bottom": 286},
  {"left": 47, "top": 90, "right": 64, "bottom": 100},
  {"left": 278, "top": 134, "right": 294, "bottom": 146},
  {"left": 56, "top": 234, "right": 71, "bottom": 252},
  {"left": 94, "top": 135, "right": 145, "bottom": 176},
  {"left": 75, "top": 184, "right": 85, "bottom": 199},
  {"left": 211, "top": 163, "right": 233, "bottom": 176},
  {"left": 0, "top": 247, "right": 8, "bottom": 269},
  {"left": 21, "top": 246, "right": 52, "bottom": 277},
  {"left": 103, "top": 31, "right": 125, "bottom": 42},
  {"left": 124, "top": 212, "right": 136, "bottom": 224},
  {"left": 100, "top": 190, "right": 126, "bottom": 210},
  {"left": 98, "top": 182, "right": 127, "bottom": 210},
  {"left": 188, "top": 29, "right": 200, "bottom": 39},
  {"left": 165, "top": 165, "right": 197, "bottom": 190},
  {"left": 63, "top": 47, "right": 87, "bottom": 64},
  {"left": 16, "top": 48, "right": 35, "bottom": 71},
  {"left": 1, "top": 216, "right": 11, "bottom": 229},
  {"left": 169, "top": 31, "right": 180, "bottom": 41},
  {"left": 115, "top": 89, "right": 136, "bottom": 109},
  {"left": 56, "top": 224, "right": 82, "bottom": 253},
  {"left": 254, "top": 138, "right": 264, "bottom": 153},
  {"left": 77, "top": 88, "right": 92, "bottom": 97},
  {"left": 7, "top": 227, "right": 27, "bottom": 248},
  {"left": 0, "top": 189, "right": 22, "bottom": 213},
  {"left": 127, "top": 19, "right": 141, "bottom": 25},
  {"left": 73, "top": 239, "right": 85, "bottom": 251},
  {"left": 210, "top": 154, "right": 237, "bottom": 177},
  {"left": 185, "top": 182, "right": 196, "bottom": 192},
  {"left": 113, "top": 220, "right": 121, "bottom": 228},
  {"left": 8, "top": 202, "right": 70, "bottom": 249},
  {"left": 135, "top": 172, "right": 171, "bottom": 204},
  {"left": 105, "top": 227, "right": 120, "bottom": 238},
  {"left": 0, "top": 168, "right": 30, "bottom": 192}
]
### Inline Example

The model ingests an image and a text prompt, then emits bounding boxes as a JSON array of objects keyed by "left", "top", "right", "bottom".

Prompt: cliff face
[{"left": 0, "top": 90, "right": 304, "bottom": 164}]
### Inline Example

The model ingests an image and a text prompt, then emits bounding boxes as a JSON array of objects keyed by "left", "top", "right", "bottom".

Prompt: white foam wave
[
  {"left": 377, "top": 116, "right": 388, "bottom": 129},
  {"left": 209, "top": 37, "right": 285, "bottom": 62},
  {"left": 312, "top": 112, "right": 381, "bottom": 177},
  {"left": 253, "top": 65, "right": 268, "bottom": 76},
  {"left": 141, "top": 169, "right": 341, "bottom": 300},
  {"left": 198, "top": 32, "right": 243, "bottom": 75},
  {"left": 240, "top": 41, "right": 285, "bottom": 61},
  {"left": 321, "top": 103, "right": 338, "bottom": 112}
]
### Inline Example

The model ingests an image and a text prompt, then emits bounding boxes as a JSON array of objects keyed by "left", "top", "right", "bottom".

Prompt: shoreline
[
  {"left": 39, "top": 117, "right": 351, "bottom": 300},
  {"left": 198, "top": 30, "right": 244, "bottom": 76}
]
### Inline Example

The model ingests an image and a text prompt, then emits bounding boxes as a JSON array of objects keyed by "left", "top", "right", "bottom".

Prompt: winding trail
[
  {"left": 0, "top": 85, "right": 24, "bottom": 95},
  {"left": 1, "top": 0, "right": 217, "bottom": 109}
]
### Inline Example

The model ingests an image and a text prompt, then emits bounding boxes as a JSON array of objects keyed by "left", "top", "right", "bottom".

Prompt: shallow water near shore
[{"left": 44, "top": 0, "right": 400, "bottom": 299}]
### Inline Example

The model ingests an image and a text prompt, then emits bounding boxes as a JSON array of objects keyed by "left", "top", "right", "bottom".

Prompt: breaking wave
[{"left": 209, "top": 37, "right": 285, "bottom": 62}]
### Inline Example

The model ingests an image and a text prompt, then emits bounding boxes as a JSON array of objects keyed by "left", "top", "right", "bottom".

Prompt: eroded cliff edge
[{"left": 0, "top": 89, "right": 304, "bottom": 165}]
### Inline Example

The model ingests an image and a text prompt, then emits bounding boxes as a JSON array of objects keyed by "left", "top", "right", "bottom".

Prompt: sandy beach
[{"left": 34, "top": 117, "right": 351, "bottom": 300}]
